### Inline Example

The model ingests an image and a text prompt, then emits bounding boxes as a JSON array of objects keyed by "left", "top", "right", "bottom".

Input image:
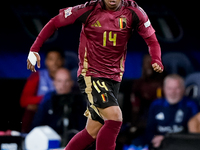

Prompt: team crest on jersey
[
  {"left": 64, "top": 7, "right": 72, "bottom": 18},
  {"left": 118, "top": 17, "right": 127, "bottom": 29}
]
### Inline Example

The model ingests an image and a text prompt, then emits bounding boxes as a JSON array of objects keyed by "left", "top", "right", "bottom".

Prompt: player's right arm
[{"left": 27, "top": 1, "right": 96, "bottom": 72}]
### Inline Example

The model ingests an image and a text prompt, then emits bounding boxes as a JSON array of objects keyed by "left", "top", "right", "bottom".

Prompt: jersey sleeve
[
  {"left": 144, "top": 33, "right": 164, "bottom": 70},
  {"left": 30, "top": 2, "right": 95, "bottom": 52},
  {"left": 134, "top": 6, "right": 155, "bottom": 39},
  {"left": 57, "top": 2, "right": 95, "bottom": 26}
]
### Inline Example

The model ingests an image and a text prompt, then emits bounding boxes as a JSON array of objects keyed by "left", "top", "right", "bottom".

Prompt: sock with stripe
[{"left": 96, "top": 120, "right": 122, "bottom": 150}]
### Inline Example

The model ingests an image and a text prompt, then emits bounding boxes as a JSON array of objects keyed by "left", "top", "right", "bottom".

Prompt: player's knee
[
  {"left": 102, "top": 106, "right": 123, "bottom": 122},
  {"left": 86, "top": 119, "right": 103, "bottom": 139},
  {"left": 87, "top": 128, "right": 100, "bottom": 139},
  {"left": 90, "top": 132, "right": 98, "bottom": 139},
  {"left": 111, "top": 110, "right": 123, "bottom": 122}
]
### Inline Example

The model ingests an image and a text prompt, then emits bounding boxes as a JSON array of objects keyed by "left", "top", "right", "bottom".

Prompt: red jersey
[{"left": 30, "top": 0, "right": 162, "bottom": 82}]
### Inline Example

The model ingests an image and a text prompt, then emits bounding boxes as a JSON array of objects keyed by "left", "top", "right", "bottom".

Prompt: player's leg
[
  {"left": 64, "top": 117, "right": 102, "bottom": 150},
  {"left": 98, "top": 105, "right": 123, "bottom": 121},
  {"left": 96, "top": 106, "right": 123, "bottom": 150},
  {"left": 64, "top": 118, "right": 102, "bottom": 150},
  {"left": 86, "top": 117, "right": 103, "bottom": 139},
  {"left": 88, "top": 77, "right": 122, "bottom": 150},
  {"left": 75, "top": 75, "right": 122, "bottom": 150},
  {"left": 64, "top": 75, "right": 99, "bottom": 150}
]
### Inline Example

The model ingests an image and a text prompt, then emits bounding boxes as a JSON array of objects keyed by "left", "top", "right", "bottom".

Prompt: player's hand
[
  {"left": 152, "top": 63, "right": 163, "bottom": 73},
  {"left": 27, "top": 51, "right": 41, "bottom": 72}
]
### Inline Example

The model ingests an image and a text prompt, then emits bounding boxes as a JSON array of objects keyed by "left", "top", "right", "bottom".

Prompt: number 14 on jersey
[{"left": 103, "top": 31, "right": 117, "bottom": 47}]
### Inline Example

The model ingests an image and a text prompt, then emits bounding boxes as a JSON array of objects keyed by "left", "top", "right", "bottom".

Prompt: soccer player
[{"left": 27, "top": 0, "right": 164, "bottom": 149}]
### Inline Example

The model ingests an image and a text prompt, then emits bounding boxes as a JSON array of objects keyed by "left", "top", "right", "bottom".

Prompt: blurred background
[{"left": 0, "top": 0, "right": 199, "bottom": 149}]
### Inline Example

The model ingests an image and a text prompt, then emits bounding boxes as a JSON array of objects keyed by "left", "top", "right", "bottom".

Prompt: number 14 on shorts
[{"left": 93, "top": 80, "right": 109, "bottom": 103}]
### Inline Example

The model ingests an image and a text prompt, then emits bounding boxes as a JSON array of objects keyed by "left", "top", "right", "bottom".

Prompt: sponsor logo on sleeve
[
  {"left": 64, "top": 7, "right": 72, "bottom": 18},
  {"left": 144, "top": 19, "right": 151, "bottom": 28}
]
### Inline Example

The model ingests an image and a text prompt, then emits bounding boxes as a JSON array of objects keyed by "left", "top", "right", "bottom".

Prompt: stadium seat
[
  {"left": 185, "top": 72, "right": 200, "bottom": 105},
  {"left": 64, "top": 51, "right": 79, "bottom": 82},
  {"left": 162, "top": 52, "right": 194, "bottom": 77},
  {"left": 159, "top": 133, "right": 200, "bottom": 150},
  {"left": 64, "top": 51, "right": 79, "bottom": 71}
]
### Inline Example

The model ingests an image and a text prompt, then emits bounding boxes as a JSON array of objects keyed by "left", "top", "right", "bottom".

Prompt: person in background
[
  {"left": 188, "top": 112, "right": 200, "bottom": 133},
  {"left": 20, "top": 48, "right": 65, "bottom": 133},
  {"left": 130, "top": 54, "right": 164, "bottom": 128},
  {"left": 31, "top": 68, "right": 87, "bottom": 145},
  {"left": 145, "top": 74, "right": 199, "bottom": 149}
]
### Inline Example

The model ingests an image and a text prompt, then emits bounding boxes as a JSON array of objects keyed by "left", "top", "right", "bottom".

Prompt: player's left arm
[
  {"left": 144, "top": 33, "right": 164, "bottom": 73},
  {"left": 133, "top": 6, "right": 164, "bottom": 73}
]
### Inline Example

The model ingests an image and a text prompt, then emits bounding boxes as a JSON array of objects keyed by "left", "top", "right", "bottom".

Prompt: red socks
[
  {"left": 96, "top": 120, "right": 122, "bottom": 150},
  {"left": 64, "top": 128, "right": 95, "bottom": 150},
  {"left": 64, "top": 120, "right": 122, "bottom": 150}
]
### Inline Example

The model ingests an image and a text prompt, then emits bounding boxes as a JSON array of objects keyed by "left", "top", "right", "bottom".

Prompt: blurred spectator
[
  {"left": 145, "top": 74, "right": 199, "bottom": 149},
  {"left": 31, "top": 68, "right": 86, "bottom": 145},
  {"left": 188, "top": 112, "right": 200, "bottom": 133},
  {"left": 130, "top": 54, "right": 164, "bottom": 128},
  {"left": 20, "top": 48, "right": 65, "bottom": 133}
]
